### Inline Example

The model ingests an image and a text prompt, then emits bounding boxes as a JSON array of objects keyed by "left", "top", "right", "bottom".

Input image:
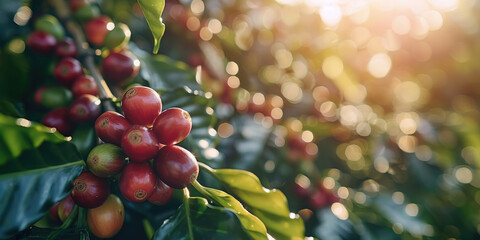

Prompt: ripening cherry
[
  {"left": 27, "top": 31, "right": 57, "bottom": 54},
  {"left": 86, "top": 144, "right": 125, "bottom": 178},
  {"left": 121, "top": 86, "right": 161, "bottom": 127},
  {"left": 119, "top": 162, "right": 155, "bottom": 202},
  {"left": 54, "top": 57, "right": 83, "bottom": 86},
  {"left": 71, "top": 75, "right": 98, "bottom": 98},
  {"left": 68, "top": 94, "right": 101, "bottom": 123},
  {"left": 84, "top": 16, "right": 112, "bottom": 46},
  {"left": 102, "top": 51, "right": 140, "bottom": 85},
  {"left": 154, "top": 145, "right": 199, "bottom": 189},
  {"left": 71, "top": 172, "right": 110, "bottom": 208},
  {"left": 42, "top": 107, "right": 73, "bottom": 136},
  {"left": 95, "top": 111, "right": 131, "bottom": 146},
  {"left": 69, "top": 0, "right": 91, "bottom": 12},
  {"left": 121, "top": 125, "right": 159, "bottom": 162},
  {"left": 152, "top": 108, "right": 192, "bottom": 145},
  {"left": 87, "top": 194, "right": 125, "bottom": 238},
  {"left": 34, "top": 86, "right": 73, "bottom": 109}
]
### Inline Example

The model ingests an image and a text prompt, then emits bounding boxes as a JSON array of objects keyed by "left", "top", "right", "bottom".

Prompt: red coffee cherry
[
  {"left": 84, "top": 16, "right": 112, "bottom": 46},
  {"left": 308, "top": 191, "right": 329, "bottom": 210},
  {"left": 27, "top": 31, "right": 57, "bottom": 54},
  {"left": 42, "top": 107, "right": 73, "bottom": 136},
  {"left": 55, "top": 37, "right": 77, "bottom": 58},
  {"left": 121, "top": 125, "right": 159, "bottom": 162},
  {"left": 58, "top": 194, "right": 76, "bottom": 222},
  {"left": 54, "top": 57, "right": 83, "bottom": 86},
  {"left": 148, "top": 178, "right": 174, "bottom": 205},
  {"left": 119, "top": 162, "right": 155, "bottom": 202},
  {"left": 86, "top": 144, "right": 125, "bottom": 178},
  {"left": 87, "top": 194, "right": 125, "bottom": 238},
  {"left": 71, "top": 75, "right": 98, "bottom": 98},
  {"left": 121, "top": 86, "right": 161, "bottom": 127},
  {"left": 95, "top": 111, "right": 131, "bottom": 146},
  {"left": 48, "top": 202, "right": 61, "bottom": 223},
  {"left": 152, "top": 108, "right": 192, "bottom": 145},
  {"left": 154, "top": 145, "right": 199, "bottom": 189},
  {"left": 102, "top": 51, "right": 140, "bottom": 85},
  {"left": 71, "top": 172, "right": 110, "bottom": 208},
  {"left": 68, "top": 94, "right": 101, "bottom": 123}
]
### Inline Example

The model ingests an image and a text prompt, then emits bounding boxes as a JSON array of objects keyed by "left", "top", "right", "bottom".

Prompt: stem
[
  {"left": 182, "top": 187, "right": 194, "bottom": 240},
  {"left": 191, "top": 180, "right": 210, "bottom": 199},
  {"left": 47, "top": 0, "right": 115, "bottom": 111},
  {"left": 198, "top": 162, "right": 216, "bottom": 175},
  {"left": 142, "top": 219, "right": 154, "bottom": 239}
]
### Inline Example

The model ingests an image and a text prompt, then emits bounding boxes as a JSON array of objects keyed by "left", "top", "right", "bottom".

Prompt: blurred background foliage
[{"left": 2, "top": 0, "right": 480, "bottom": 239}]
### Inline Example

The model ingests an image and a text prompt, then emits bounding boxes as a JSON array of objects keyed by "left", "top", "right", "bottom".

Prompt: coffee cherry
[
  {"left": 71, "top": 172, "right": 110, "bottom": 208},
  {"left": 102, "top": 51, "right": 140, "bottom": 85},
  {"left": 104, "top": 23, "right": 131, "bottom": 51},
  {"left": 87, "top": 194, "right": 124, "bottom": 238},
  {"left": 42, "top": 107, "right": 73, "bottom": 136},
  {"left": 95, "top": 111, "right": 131, "bottom": 146},
  {"left": 58, "top": 194, "right": 76, "bottom": 222},
  {"left": 85, "top": 16, "right": 112, "bottom": 46},
  {"left": 34, "top": 14, "right": 65, "bottom": 40},
  {"left": 71, "top": 75, "right": 98, "bottom": 98},
  {"left": 119, "top": 162, "right": 155, "bottom": 202},
  {"left": 68, "top": 94, "right": 101, "bottom": 123},
  {"left": 308, "top": 191, "right": 328, "bottom": 210},
  {"left": 74, "top": 5, "right": 100, "bottom": 22},
  {"left": 69, "top": 0, "right": 91, "bottom": 12},
  {"left": 153, "top": 108, "right": 192, "bottom": 145},
  {"left": 154, "top": 145, "right": 199, "bottom": 189},
  {"left": 121, "top": 86, "right": 161, "bottom": 127},
  {"left": 87, "top": 144, "right": 125, "bottom": 178},
  {"left": 55, "top": 37, "right": 77, "bottom": 59},
  {"left": 121, "top": 125, "right": 159, "bottom": 162},
  {"left": 148, "top": 178, "right": 173, "bottom": 205},
  {"left": 54, "top": 57, "right": 83, "bottom": 86},
  {"left": 48, "top": 202, "right": 61, "bottom": 223},
  {"left": 27, "top": 31, "right": 57, "bottom": 54},
  {"left": 34, "top": 86, "right": 73, "bottom": 109}
]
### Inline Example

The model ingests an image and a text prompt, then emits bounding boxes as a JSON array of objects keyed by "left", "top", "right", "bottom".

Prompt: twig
[{"left": 47, "top": 0, "right": 115, "bottom": 111}]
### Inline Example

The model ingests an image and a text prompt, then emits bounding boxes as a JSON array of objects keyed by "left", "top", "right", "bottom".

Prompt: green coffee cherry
[
  {"left": 34, "top": 15, "right": 65, "bottom": 40},
  {"left": 34, "top": 86, "right": 73, "bottom": 109},
  {"left": 74, "top": 5, "right": 100, "bottom": 22},
  {"left": 104, "top": 23, "right": 131, "bottom": 51}
]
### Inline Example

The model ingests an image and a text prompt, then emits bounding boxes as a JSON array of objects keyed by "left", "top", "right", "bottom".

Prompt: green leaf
[
  {"left": 137, "top": 0, "right": 166, "bottom": 54},
  {"left": 0, "top": 160, "right": 84, "bottom": 239},
  {"left": 0, "top": 114, "right": 67, "bottom": 168},
  {"left": 213, "top": 169, "right": 305, "bottom": 240},
  {"left": 131, "top": 44, "right": 201, "bottom": 92},
  {"left": 192, "top": 181, "right": 268, "bottom": 240},
  {"left": 0, "top": 100, "right": 24, "bottom": 118},
  {"left": 153, "top": 197, "right": 252, "bottom": 240}
]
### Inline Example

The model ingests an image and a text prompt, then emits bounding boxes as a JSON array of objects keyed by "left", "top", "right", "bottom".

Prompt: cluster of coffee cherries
[
  {"left": 49, "top": 86, "right": 197, "bottom": 238},
  {"left": 293, "top": 177, "right": 339, "bottom": 211},
  {"left": 93, "top": 86, "right": 198, "bottom": 203},
  {"left": 27, "top": 14, "right": 102, "bottom": 137}
]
